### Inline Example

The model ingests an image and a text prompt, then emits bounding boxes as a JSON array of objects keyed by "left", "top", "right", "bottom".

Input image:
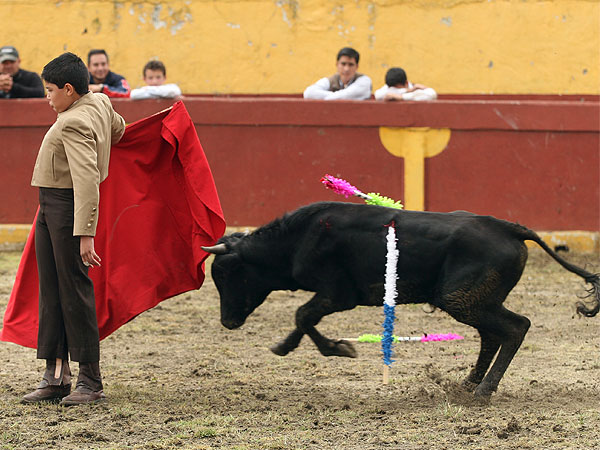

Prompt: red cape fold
[{"left": 1, "top": 101, "right": 226, "bottom": 348}]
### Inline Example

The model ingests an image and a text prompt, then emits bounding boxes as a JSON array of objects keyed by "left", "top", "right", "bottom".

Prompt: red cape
[{"left": 1, "top": 101, "right": 226, "bottom": 348}]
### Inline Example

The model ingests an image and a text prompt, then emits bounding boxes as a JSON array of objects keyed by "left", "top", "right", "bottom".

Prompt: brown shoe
[
  {"left": 21, "top": 384, "right": 71, "bottom": 404},
  {"left": 60, "top": 386, "right": 106, "bottom": 406}
]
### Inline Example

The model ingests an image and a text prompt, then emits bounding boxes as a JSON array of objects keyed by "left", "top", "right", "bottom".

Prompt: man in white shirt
[
  {"left": 374, "top": 67, "right": 437, "bottom": 101},
  {"left": 303, "top": 47, "right": 372, "bottom": 101}
]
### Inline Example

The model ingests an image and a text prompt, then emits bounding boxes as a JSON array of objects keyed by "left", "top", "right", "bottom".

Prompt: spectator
[
  {"left": 130, "top": 60, "right": 182, "bottom": 100},
  {"left": 303, "top": 47, "right": 372, "bottom": 100},
  {"left": 87, "top": 49, "right": 130, "bottom": 98},
  {"left": 0, "top": 46, "right": 44, "bottom": 98},
  {"left": 374, "top": 67, "right": 437, "bottom": 101}
]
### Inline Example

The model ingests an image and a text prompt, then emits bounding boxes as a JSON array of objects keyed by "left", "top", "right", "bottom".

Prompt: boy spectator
[
  {"left": 303, "top": 47, "right": 372, "bottom": 100},
  {"left": 0, "top": 46, "right": 44, "bottom": 98},
  {"left": 22, "top": 52, "right": 125, "bottom": 406},
  {"left": 130, "top": 60, "right": 182, "bottom": 100},
  {"left": 374, "top": 67, "right": 437, "bottom": 101},
  {"left": 87, "top": 49, "right": 130, "bottom": 98}
]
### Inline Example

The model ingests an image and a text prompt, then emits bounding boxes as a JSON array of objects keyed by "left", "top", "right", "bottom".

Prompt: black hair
[
  {"left": 41, "top": 52, "right": 89, "bottom": 95},
  {"left": 336, "top": 47, "right": 360, "bottom": 64},
  {"left": 143, "top": 60, "right": 166, "bottom": 77},
  {"left": 385, "top": 67, "right": 407, "bottom": 87},
  {"left": 87, "top": 49, "right": 108, "bottom": 65}
]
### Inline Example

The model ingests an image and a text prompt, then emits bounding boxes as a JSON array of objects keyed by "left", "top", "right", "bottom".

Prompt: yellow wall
[{"left": 1, "top": 0, "right": 598, "bottom": 94}]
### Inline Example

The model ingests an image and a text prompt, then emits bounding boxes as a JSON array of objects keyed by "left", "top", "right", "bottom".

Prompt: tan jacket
[{"left": 31, "top": 92, "right": 125, "bottom": 236}]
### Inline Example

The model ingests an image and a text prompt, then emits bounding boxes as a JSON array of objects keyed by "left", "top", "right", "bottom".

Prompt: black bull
[{"left": 202, "top": 202, "right": 599, "bottom": 398}]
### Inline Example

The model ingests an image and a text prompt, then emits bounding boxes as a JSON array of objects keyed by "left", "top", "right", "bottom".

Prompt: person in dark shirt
[
  {"left": 0, "top": 46, "right": 44, "bottom": 99},
  {"left": 87, "top": 49, "right": 130, "bottom": 98}
]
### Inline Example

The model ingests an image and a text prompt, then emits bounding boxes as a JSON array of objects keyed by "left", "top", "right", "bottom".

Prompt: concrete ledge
[
  {"left": 0, "top": 224, "right": 30, "bottom": 251},
  {"left": 1, "top": 225, "right": 598, "bottom": 254},
  {"left": 528, "top": 231, "right": 599, "bottom": 254}
]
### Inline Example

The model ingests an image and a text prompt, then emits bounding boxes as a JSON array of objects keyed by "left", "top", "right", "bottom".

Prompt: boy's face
[
  {"left": 336, "top": 55, "right": 358, "bottom": 85},
  {"left": 143, "top": 69, "right": 166, "bottom": 86},
  {"left": 44, "top": 82, "right": 78, "bottom": 113},
  {"left": 88, "top": 54, "right": 109, "bottom": 82}
]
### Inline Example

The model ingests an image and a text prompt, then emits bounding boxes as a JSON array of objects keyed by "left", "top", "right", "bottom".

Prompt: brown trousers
[{"left": 35, "top": 188, "right": 100, "bottom": 363}]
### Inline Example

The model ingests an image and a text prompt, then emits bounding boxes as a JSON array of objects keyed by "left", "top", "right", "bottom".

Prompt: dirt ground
[{"left": 0, "top": 249, "right": 598, "bottom": 450}]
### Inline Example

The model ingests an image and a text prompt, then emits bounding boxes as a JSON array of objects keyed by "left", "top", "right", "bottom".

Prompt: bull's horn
[{"left": 201, "top": 243, "right": 228, "bottom": 255}]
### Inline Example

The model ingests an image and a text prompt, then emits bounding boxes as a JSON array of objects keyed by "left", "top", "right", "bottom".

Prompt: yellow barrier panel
[{"left": 379, "top": 127, "right": 451, "bottom": 211}]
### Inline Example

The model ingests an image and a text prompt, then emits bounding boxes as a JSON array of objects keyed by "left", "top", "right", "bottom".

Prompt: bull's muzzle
[{"left": 221, "top": 317, "right": 245, "bottom": 330}]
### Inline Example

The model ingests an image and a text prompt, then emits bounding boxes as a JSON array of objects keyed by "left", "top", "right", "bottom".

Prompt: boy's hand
[
  {"left": 384, "top": 92, "right": 403, "bottom": 101},
  {"left": 80, "top": 236, "right": 101, "bottom": 268},
  {"left": 408, "top": 84, "right": 427, "bottom": 92}
]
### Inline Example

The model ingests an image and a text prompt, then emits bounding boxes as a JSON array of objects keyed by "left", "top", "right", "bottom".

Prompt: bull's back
[
  {"left": 289, "top": 204, "right": 468, "bottom": 293},
  {"left": 293, "top": 203, "right": 527, "bottom": 302}
]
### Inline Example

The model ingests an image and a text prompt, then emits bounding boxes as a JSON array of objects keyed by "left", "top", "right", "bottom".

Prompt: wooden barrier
[{"left": 1, "top": 97, "right": 598, "bottom": 240}]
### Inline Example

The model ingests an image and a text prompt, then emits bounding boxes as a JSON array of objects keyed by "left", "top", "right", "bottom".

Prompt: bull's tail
[{"left": 516, "top": 226, "right": 599, "bottom": 317}]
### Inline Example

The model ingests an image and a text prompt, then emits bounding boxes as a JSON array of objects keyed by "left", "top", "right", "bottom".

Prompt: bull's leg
[
  {"left": 298, "top": 294, "right": 358, "bottom": 357},
  {"left": 473, "top": 307, "right": 531, "bottom": 398},
  {"left": 463, "top": 330, "right": 501, "bottom": 391},
  {"left": 443, "top": 288, "right": 528, "bottom": 398},
  {"left": 271, "top": 292, "right": 358, "bottom": 358},
  {"left": 270, "top": 292, "right": 329, "bottom": 356},
  {"left": 439, "top": 242, "right": 529, "bottom": 399},
  {"left": 270, "top": 329, "right": 304, "bottom": 356}
]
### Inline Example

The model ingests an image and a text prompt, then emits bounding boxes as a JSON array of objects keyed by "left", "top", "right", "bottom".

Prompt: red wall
[{"left": 1, "top": 96, "right": 598, "bottom": 231}]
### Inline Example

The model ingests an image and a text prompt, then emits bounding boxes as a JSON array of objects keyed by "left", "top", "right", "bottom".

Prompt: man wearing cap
[{"left": 0, "top": 46, "right": 45, "bottom": 98}]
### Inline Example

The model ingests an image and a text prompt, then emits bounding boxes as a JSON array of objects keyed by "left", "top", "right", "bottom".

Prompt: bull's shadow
[{"left": 203, "top": 201, "right": 599, "bottom": 400}]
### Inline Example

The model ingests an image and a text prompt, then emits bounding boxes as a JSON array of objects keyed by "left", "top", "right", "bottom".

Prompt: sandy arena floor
[{"left": 0, "top": 250, "right": 599, "bottom": 449}]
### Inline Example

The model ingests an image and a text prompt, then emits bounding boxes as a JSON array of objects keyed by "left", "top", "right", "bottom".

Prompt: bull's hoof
[
  {"left": 473, "top": 384, "right": 493, "bottom": 404},
  {"left": 269, "top": 343, "right": 291, "bottom": 356},
  {"left": 462, "top": 379, "right": 479, "bottom": 392},
  {"left": 321, "top": 340, "right": 358, "bottom": 358}
]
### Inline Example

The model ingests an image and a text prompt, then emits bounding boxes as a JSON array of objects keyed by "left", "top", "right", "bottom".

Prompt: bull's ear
[{"left": 201, "top": 243, "right": 229, "bottom": 255}]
